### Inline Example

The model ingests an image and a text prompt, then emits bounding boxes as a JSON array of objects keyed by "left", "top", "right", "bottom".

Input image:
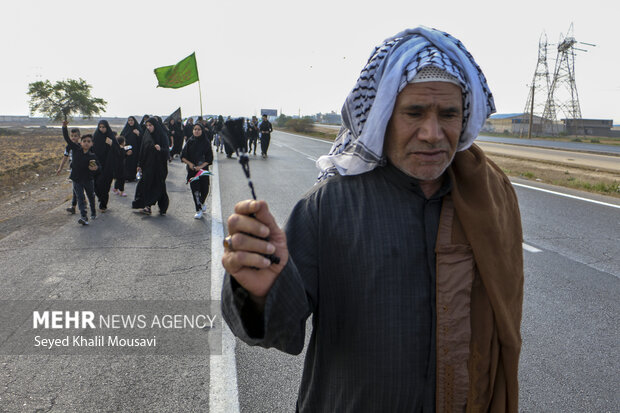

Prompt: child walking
[
  {"left": 62, "top": 121, "right": 99, "bottom": 225},
  {"left": 56, "top": 126, "right": 81, "bottom": 213}
]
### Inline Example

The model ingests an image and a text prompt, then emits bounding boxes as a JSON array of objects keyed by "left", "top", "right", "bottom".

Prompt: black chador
[
  {"left": 139, "top": 114, "right": 149, "bottom": 130},
  {"left": 92, "top": 120, "right": 122, "bottom": 210},
  {"left": 132, "top": 117, "right": 170, "bottom": 214},
  {"left": 120, "top": 116, "right": 143, "bottom": 181},
  {"left": 168, "top": 118, "right": 184, "bottom": 157},
  {"left": 183, "top": 119, "right": 194, "bottom": 143},
  {"left": 181, "top": 123, "right": 213, "bottom": 215}
]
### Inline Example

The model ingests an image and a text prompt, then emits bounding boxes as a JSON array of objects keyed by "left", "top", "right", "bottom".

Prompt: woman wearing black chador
[
  {"left": 181, "top": 122, "right": 213, "bottom": 219},
  {"left": 119, "top": 116, "right": 142, "bottom": 181},
  {"left": 168, "top": 118, "right": 184, "bottom": 159},
  {"left": 132, "top": 117, "right": 170, "bottom": 215},
  {"left": 92, "top": 120, "right": 121, "bottom": 212}
]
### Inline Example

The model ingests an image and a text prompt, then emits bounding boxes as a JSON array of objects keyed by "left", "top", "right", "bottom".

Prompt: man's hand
[{"left": 222, "top": 200, "right": 289, "bottom": 308}]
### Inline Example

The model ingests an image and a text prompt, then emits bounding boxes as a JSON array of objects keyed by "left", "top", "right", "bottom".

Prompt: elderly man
[{"left": 222, "top": 27, "right": 523, "bottom": 412}]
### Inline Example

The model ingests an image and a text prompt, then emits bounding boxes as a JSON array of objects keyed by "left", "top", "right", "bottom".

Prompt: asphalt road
[
  {"left": 0, "top": 161, "right": 215, "bottom": 411},
  {"left": 0, "top": 131, "right": 618, "bottom": 412}
]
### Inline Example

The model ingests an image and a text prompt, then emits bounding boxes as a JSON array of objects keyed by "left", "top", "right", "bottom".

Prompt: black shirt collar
[{"left": 378, "top": 161, "right": 452, "bottom": 200}]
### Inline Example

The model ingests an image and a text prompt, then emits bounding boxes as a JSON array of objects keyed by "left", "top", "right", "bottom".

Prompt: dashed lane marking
[{"left": 522, "top": 243, "right": 542, "bottom": 253}]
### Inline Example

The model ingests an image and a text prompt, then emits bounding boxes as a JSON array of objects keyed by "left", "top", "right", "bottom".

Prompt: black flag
[{"left": 164, "top": 107, "right": 182, "bottom": 124}]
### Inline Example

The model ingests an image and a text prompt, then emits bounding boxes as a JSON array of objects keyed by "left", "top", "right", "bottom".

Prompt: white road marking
[
  {"left": 522, "top": 243, "right": 542, "bottom": 253},
  {"left": 209, "top": 155, "right": 240, "bottom": 413},
  {"left": 274, "top": 139, "right": 319, "bottom": 161},
  {"left": 277, "top": 130, "right": 334, "bottom": 145},
  {"left": 512, "top": 182, "right": 620, "bottom": 209}
]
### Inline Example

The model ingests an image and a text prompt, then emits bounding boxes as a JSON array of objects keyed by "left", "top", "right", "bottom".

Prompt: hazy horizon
[{"left": 2, "top": 0, "right": 617, "bottom": 122}]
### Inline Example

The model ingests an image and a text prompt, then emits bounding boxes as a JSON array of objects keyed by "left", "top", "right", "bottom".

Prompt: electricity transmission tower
[
  {"left": 522, "top": 32, "right": 554, "bottom": 138},
  {"left": 543, "top": 23, "right": 595, "bottom": 135}
]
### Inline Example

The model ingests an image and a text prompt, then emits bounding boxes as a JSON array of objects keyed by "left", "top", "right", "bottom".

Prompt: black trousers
[
  {"left": 95, "top": 173, "right": 113, "bottom": 209},
  {"left": 190, "top": 176, "right": 210, "bottom": 211},
  {"left": 248, "top": 137, "right": 258, "bottom": 153},
  {"left": 260, "top": 134, "right": 271, "bottom": 155},
  {"left": 73, "top": 180, "right": 96, "bottom": 218},
  {"left": 114, "top": 178, "right": 125, "bottom": 192}
]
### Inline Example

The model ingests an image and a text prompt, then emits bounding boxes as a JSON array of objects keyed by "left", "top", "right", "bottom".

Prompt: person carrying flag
[{"left": 181, "top": 122, "right": 213, "bottom": 219}]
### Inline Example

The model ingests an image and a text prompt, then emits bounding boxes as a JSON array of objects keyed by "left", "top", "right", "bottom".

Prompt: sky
[{"left": 1, "top": 0, "right": 618, "bottom": 122}]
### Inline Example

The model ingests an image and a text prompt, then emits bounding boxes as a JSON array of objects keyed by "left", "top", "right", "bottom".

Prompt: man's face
[
  {"left": 70, "top": 132, "right": 80, "bottom": 143},
  {"left": 384, "top": 81, "right": 462, "bottom": 183},
  {"left": 81, "top": 137, "right": 93, "bottom": 151},
  {"left": 98, "top": 123, "right": 107, "bottom": 134},
  {"left": 146, "top": 122, "right": 155, "bottom": 134}
]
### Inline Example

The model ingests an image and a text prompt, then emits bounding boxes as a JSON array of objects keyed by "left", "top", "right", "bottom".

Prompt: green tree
[
  {"left": 276, "top": 114, "right": 291, "bottom": 127},
  {"left": 27, "top": 78, "right": 107, "bottom": 122}
]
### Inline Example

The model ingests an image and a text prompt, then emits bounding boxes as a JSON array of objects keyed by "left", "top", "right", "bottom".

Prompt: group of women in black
[{"left": 86, "top": 115, "right": 214, "bottom": 218}]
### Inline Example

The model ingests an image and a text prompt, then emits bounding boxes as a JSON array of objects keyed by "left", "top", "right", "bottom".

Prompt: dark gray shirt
[{"left": 222, "top": 163, "right": 451, "bottom": 412}]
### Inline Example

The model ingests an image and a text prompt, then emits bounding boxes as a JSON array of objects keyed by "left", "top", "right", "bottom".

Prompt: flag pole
[{"left": 198, "top": 80, "right": 204, "bottom": 118}]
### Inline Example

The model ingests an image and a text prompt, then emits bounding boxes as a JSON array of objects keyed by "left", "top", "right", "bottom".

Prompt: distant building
[
  {"left": 562, "top": 118, "right": 614, "bottom": 136},
  {"left": 315, "top": 111, "right": 342, "bottom": 125},
  {"left": 483, "top": 113, "right": 552, "bottom": 135}
]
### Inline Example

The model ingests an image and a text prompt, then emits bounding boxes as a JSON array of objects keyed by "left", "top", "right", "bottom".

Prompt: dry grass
[
  {"left": 0, "top": 128, "right": 66, "bottom": 195},
  {"left": 488, "top": 154, "right": 619, "bottom": 198}
]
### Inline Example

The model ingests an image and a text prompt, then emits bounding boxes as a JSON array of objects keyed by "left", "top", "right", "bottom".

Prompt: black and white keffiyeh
[{"left": 317, "top": 26, "right": 496, "bottom": 181}]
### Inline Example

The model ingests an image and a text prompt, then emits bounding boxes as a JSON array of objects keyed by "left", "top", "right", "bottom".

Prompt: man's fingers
[
  {"left": 233, "top": 199, "right": 260, "bottom": 215},
  {"left": 229, "top": 233, "right": 276, "bottom": 255},
  {"left": 222, "top": 250, "right": 272, "bottom": 273},
  {"left": 227, "top": 213, "right": 269, "bottom": 238},
  {"left": 232, "top": 200, "right": 279, "bottom": 234}
]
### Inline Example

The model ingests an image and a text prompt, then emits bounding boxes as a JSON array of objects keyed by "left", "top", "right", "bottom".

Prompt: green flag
[{"left": 154, "top": 52, "right": 199, "bottom": 89}]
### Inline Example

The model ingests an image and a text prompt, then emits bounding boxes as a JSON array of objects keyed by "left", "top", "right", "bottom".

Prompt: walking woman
[
  {"left": 132, "top": 117, "right": 170, "bottom": 215},
  {"left": 168, "top": 118, "right": 184, "bottom": 159},
  {"left": 92, "top": 120, "right": 121, "bottom": 212},
  {"left": 181, "top": 122, "right": 213, "bottom": 219},
  {"left": 119, "top": 116, "right": 142, "bottom": 182}
]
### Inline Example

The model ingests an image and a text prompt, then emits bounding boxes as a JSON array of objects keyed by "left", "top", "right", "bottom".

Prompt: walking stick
[{"left": 220, "top": 118, "right": 280, "bottom": 265}]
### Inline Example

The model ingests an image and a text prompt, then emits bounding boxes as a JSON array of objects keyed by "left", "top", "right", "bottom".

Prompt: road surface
[{"left": 0, "top": 131, "right": 618, "bottom": 412}]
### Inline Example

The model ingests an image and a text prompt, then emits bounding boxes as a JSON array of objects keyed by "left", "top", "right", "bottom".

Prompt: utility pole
[
  {"left": 544, "top": 23, "right": 595, "bottom": 136},
  {"left": 528, "top": 83, "right": 535, "bottom": 139},
  {"left": 522, "top": 32, "right": 553, "bottom": 138}
]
